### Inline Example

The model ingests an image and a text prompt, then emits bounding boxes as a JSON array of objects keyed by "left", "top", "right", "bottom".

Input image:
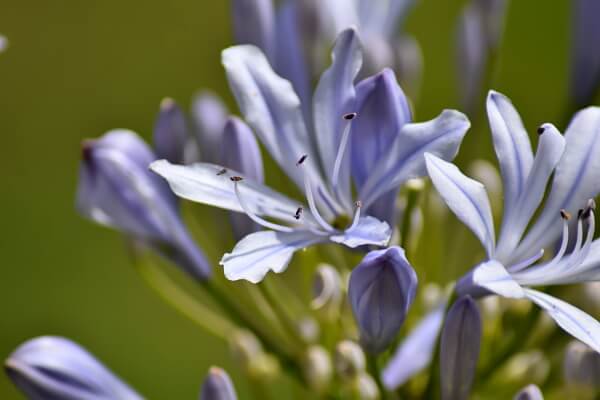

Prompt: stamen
[
  {"left": 294, "top": 207, "right": 303, "bottom": 220},
  {"left": 560, "top": 209, "right": 571, "bottom": 220},
  {"left": 569, "top": 208, "right": 596, "bottom": 268},
  {"left": 302, "top": 168, "right": 336, "bottom": 232},
  {"left": 331, "top": 113, "right": 357, "bottom": 191},
  {"left": 537, "top": 126, "right": 545, "bottom": 135},
  {"left": 230, "top": 176, "right": 243, "bottom": 182},
  {"left": 510, "top": 249, "right": 545, "bottom": 273},
  {"left": 217, "top": 168, "right": 227, "bottom": 176},
  {"left": 296, "top": 154, "right": 308, "bottom": 166},
  {"left": 233, "top": 181, "right": 294, "bottom": 233},
  {"left": 544, "top": 216, "right": 570, "bottom": 268},
  {"left": 347, "top": 201, "right": 362, "bottom": 231}
]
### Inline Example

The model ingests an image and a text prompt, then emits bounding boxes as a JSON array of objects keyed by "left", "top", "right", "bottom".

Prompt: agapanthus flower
[
  {"left": 200, "top": 367, "right": 238, "bottom": 400},
  {"left": 5, "top": 336, "right": 143, "bottom": 400},
  {"left": 151, "top": 28, "right": 469, "bottom": 283},
  {"left": 77, "top": 129, "right": 212, "bottom": 280},
  {"left": 426, "top": 90, "right": 600, "bottom": 351},
  {"left": 570, "top": 0, "right": 600, "bottom": 108}
]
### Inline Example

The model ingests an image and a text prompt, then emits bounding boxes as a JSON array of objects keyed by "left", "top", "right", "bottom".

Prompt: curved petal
[
  {"left": 220, "top": 230, "right": 325, "bottom": 283},
  {"left": 470, "top": 260, "right": 525, "bottom": 299},
  {"left": 516, "top": 106, "right": 600, "bottom": 260},
  {"left": 524, "top": 288, "right": 600, "bottom": 353},
  {"left": 360, "top": 110, "right": 470, "bottom": 209},
  {"left": 150, "top": 160, "right": 310, "bottom": 226},
  {"left": 496, "top": 124, "right": 565, "bottom": 261},
  {"left": 313, "top": 28, "right": 362, "bottom": 207},
  {"left": 190, "top": 91, "right": 228, "bottom": 164},
  {"left": 356, "top": 0, "right": 414, "bottom": 38},
  {"left": 330, "top": 216, "right": 391, "bottom": 248},
  {"left": 425, "top": 153, "right": 495, "bottom": 257},
  {"left": 382, "top": 305, "right": 445, "bottom": 389},
  {"left": 487, "top": 91, "right": 534, "bottom": 231},
  {"left": 231, "top": 0, "right": 276, "bottom": 61}
]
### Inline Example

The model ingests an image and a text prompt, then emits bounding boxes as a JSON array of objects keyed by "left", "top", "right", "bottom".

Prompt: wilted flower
[
  {"left": 513, "top": 384, "right": 544, "bottom": 400},
  {"left": 77, "top": 129, "right": 211, "bottom": 280},
  {"left": 4, "top": 336, "right": 142, "bottom": 400},
  {"left": 348, "top": 246, "right": 417, "bottom": 354},
  {"left": 426, "top": 90, "right": 600, "bottom": 352},
  {"left": 200, "top": 367, "right": 238, "bottom": 400},
  {"left": 151, "top": 28, "right": 469, "bottom": 283},
  {"left": 440, "top": 296, "right": 482, "bottom": 400},
  {"left": 570, "top": 0, "right": 600, "bottom": 108}
]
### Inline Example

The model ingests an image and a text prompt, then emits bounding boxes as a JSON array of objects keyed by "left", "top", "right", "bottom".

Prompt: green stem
[
  {"left": 400, "top": 184, "right": 422, "bottom": 259},
  {"left": 367, "top": 354, "right": 387, "bottom": 400},
  {"left": 258, "top": 280, "right": 305, "bottom": 348}
]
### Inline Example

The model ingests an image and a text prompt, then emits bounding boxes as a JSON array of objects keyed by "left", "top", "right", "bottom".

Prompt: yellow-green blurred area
[{"left": 0, "top": 0, "right": 595, "bottom": 399}]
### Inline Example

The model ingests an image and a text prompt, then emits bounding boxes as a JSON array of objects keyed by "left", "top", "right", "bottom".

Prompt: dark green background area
[{"left": 0, "top": 0, "right": 585, "bottom": 398}]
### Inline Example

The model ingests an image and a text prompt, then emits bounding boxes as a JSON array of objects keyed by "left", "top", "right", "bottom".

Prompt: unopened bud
[
  {"left": 347, "top": 372, "right": 380, "bottom": 400},
  {"left": 312, "top": 264, "right": 343, "bottom": 319},
  {"left": 200, "top": 367, "right": 238, "bottom": 400},
  {"left": 334, "top": 340, "right": 366, "bottom": 380},
  {"left": 513, "top": 384, "right": 544, "bottom": 400},
  {"left": 302, "top": 346, "right": 333, "bottom": 393},
  {"left": 564, "top": 340, "right": 600, "bottom": 388}
]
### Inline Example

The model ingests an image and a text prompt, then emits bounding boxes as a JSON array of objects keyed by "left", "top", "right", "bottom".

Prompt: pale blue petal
[
  {"left": 313, "top": 28, "right": 362, "bottom": 208},
  {"left": 357, "top": 0, "right": 413, "bottom": 38},
  {"left": 382, "top": 305, "right": 445, "bottom": 389},
  {"left": 190, "top": 91, "right": 228, "bottom": 164},
  {"left": 425, "top": 154, "right": 495, "bottom": 257},
  {"left": 150, "top": 160, "right": 309, "bottom": 226},
  {"left": 487, "top": 91, "right": 534, "bottom": 237},
  {"left": 5, "top": 336, "right": 142, "bottom": 400},
  {"left": 562, "top": 240, "right": 600, "bottom": 283},
  {"left": 495, "top": 124, "right": 565, "bottom": 261},
  {"left": 515, "top": 106, "right": 600, "bottom": 260},
  {"left": 220, "top": 230, "right": 325, "bottom": 283},
  {"left": 470, "top": 260, "right": 525, "bottom": 299},
  {"left": 231, "top": 0, "right": 276, "bottom": 61},
  {"left": 570, "top": 0, "right": 600, "bottom": 107},
  {"left": 360, "top": 110, "right": 470, "bottom": 209},
  {"left": 524, "top": 288, "right": 600, "bottom": 353},
  {"left": 330, "top": 216, "right": 391, "bottom": 248}
]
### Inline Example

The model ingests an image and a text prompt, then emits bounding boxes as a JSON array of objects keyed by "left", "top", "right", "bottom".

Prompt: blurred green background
[{"left": 0, "top": 0, "right": 586, "bottom": 398}]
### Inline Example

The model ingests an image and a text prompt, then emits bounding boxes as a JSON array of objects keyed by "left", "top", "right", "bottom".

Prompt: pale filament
[{"left": 234, "top": 182, "right": 295, "bottom": 233}]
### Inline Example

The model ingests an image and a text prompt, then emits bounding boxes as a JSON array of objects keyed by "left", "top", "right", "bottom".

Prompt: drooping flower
[
  {"left": 348, "top": 246, "right": 417, "bottom": 354},
  {"left": 199, "top": 367, "right": 238, "bottom": 400},
  {"left": 5, "top": 336, "right": 142, "bottom": 400},
  {"left": 77, "top": 129, "right": 212, "bottom": 280},
  {"left": 151, "top": 28, "right": 469, "bottom": 283},
  {"left": 440, "top": 296, "right": 481, "bottom": 400},
  {"left": 425, "top": 90, "right": 600, "bottom": 351}
]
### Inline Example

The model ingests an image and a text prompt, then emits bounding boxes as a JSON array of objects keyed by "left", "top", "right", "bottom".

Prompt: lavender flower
[
  {"left": 348, "top": 247, "right": 417, "bottom": 354},
  {"left": 199, "top": 367, "right": 238, "bottom": 400},
  {"left": 5, "top": 336, "right": 142, "bottom": 400},
  {"left": 151, "top": 28, "right": 469, "bottom": 283},
  {"left": 426, "top": 90, "right": 600, "bottom": 352},
  {"left": 570, "top": 0, "right": 600, "bottom": 108},
  {"left": 153, "top": 98, "right": 189, "bottom": 164},
  {"left": 77, "top": 129, "right": 212, "bottom": 280},
  {"left": 514, "top": 385, "right": 544, "bottom": 400},
  {"left": 191, "top": 91, "right": 229, "bottom": 164}
]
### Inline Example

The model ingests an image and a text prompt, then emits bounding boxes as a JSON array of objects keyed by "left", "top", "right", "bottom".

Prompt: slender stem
[
  {"left": 367, "top": 354, "right": 387, "bottom": 400},
  {"left": 258, "top": 280, "right": 306, "bottom": 348},
  {"left": 133, "top": 255, "right": 235, "bottom": 341},
  {"left": 400, "top": 185, "right": 422, "bottom": 258}
]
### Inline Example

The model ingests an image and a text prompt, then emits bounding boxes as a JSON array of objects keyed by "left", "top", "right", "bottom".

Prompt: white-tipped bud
[
  {"left": 298, "top": 317, "right": 320, "bottom": 343},
  {"left": 302, "top": 346, "right": 333, "bottom": 393},
  {"left": 312, "top": 264, "right": 343, "bottom": 319},
  {"left": 502, "top": 351, "right": 550, "bottom": 386},
  {"left": 347, "top": 372, "right": 381, "bottom": 400},
  {"left": 334, "top": 340, "right": 366, "bottom": 380},
  {"left": 564, "top": 340, "right": 600, "bottom": 389},
  {"left": 229, "top": 330, "right": 279, "bottom": 380}
]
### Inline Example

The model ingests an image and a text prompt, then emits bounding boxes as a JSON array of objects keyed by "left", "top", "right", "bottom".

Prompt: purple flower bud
[
  {"left": 440, "top": 296, "right": 482, "bottom": 400},
  {"left": 4, "top": 336, "right": 142, "bottom": 400},
  {"left": 513, "top": 384, "right": 544, "bottom": 400},
  {"left": 563, "top": 340, "right": 600, "bottom": 388},
  {"left": 153, "top": 98, "right": 189, "bottom": 164},
  {"left": 77, "top": 129, "right": 211, "bottom": 280},
  {"left": 220, "top": 117, "right": 264, "bottom": 239},
  {"left": 231, "top": 0, "right": 276, "bottom": 61},
  {"left": 570, "top": 0, "right": 600, "bottom": 107},
  {"left": 199, "top": 367, "right": 238, "bottom": 400},
  {"left": 348, "top": 247, "right": 418, "bottom": 354},
  {"left": 191, "top": 91, "right": 228, "bottom": 164}
]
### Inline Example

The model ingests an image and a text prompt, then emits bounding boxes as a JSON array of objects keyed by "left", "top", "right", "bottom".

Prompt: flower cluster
[{"left": 5, "top": 0, "right": 600, "bottom": 399}]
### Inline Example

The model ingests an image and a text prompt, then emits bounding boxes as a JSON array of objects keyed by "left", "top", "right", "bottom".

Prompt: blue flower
[
  {"left": 77, "top": 129, "right": 212, "bottom": 280},
  {"left": 426, "top": 90, "right": 600, "bottom": 352},
  {"left": 200, "top": 367, "right": 238, "bottom": 400},
  {"left": 348, "top": 246, "right": 417, "bottom": 354},
  {"left": 570, "top": 0, "right": 600, "bottom": 108},
  {"left": 5, "top": 336, "right": 142, "bottom": 400},
  {"left": 151, "top": 29, "right": 469, "bottom": 283}
]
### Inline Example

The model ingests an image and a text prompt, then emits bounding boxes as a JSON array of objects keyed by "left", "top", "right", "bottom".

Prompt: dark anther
[
  {"left": 343, "top": 112, "right": 357, "bottom": 120},
  {"left": 294, "top": 207, "right": 303, "bottom": 220},
  {"left": 217, "top": 168, "right": 227, "bottom": 176},
  {"left": 297, "top": 154, "right": 308, "bottom": 165},
  {"left": 355, "top": 200, "right": 362, "bottom": 208},
  {"left": 537, "top": 126, "right": 545, "bottom": 135},
  {"left": 230, "top": 176, "right": 243, "bottom": 182},
  {"left": 560, "top": 209, "right": 571, "bottom": 220},
  {"left": 581, "top": 199, "right": 596, "bottom": 219},
  {"left": 578, "top": 209, "right": 584, "bottom": 219}
]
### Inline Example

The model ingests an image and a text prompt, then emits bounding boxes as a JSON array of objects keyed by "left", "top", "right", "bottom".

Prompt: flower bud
[
  {"left": 229, "top": 330, "right": 279, "bottom": 381},
  {"left": 334, "top": 340, "right": 366, "bottom": 380},
  {"left": 502, "top": 351, "right": 549, "bottom": 386},
  {"left": 311, "top": 264, "right": 343, "bottom": 319},
  {"left": 347, "top": 372, "right": 380, "bottom": 400},
  {"left": 5, "top": 336, "right": 142, "bottom": 400},
  {"left": 200, "top": 367, "right": 238, "bottom": 400},
  {"left": 191, "top": 91, "right": 228, "bottom": 164},
  {"left": 153, "top": 98, "right": 189, "bottom": 164},
  {"left": 394, "top": 36, "right": 422, "bottom": 102},
  {"left": 570, "top": 0, "right": 600, "bottom": 108},
  {"left": 231, "top": 0, "right": 276, "bottom": 61},
  {"left": 77, "top": 130, "right": 211, "bottom": 280},
  {"left": 221, "top": 117, "right": 264, "bottom": 239},
  {"left": 563, "top": 340, "right": 600, "bottom": 388},
  {"left": 513, "top": 384, "right": 544, "bottom": 400},
  {"left": 348, "top": 247, "right": 418, "bottom": 354},
  {"left": 440, "top": 296, "right": 482, "bottom": 400},
  {"left": 302, "top": 346, "right": 332, "bottom": 393}
]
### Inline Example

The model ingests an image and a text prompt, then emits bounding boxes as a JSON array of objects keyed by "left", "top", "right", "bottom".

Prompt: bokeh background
[{"left": 0, "top": 0, "right": 586, "bottom": 398}]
